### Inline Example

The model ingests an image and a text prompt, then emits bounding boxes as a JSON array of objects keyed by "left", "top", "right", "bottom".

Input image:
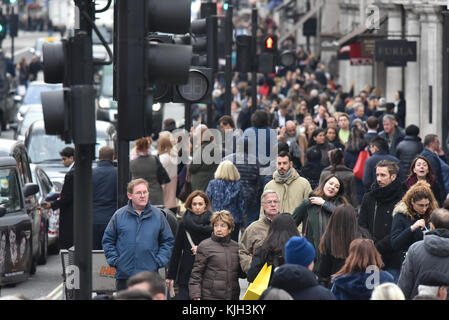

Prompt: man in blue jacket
[
  {"left": 92, "top": 146, "right": 117, "bottom": 250},
  {"left": 102, "top": 178, "right": 175, "bottom": 291}
]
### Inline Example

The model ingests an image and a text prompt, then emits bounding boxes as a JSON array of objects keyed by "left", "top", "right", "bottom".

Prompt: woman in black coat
[
  {"left": 391, "top": 181, "right": 439, "bottom": 266},
  {"left": 166, "top": 191, "right": 213, "bottom": 300},
  {"left": 247, "top": 214, "right": 300, "bottom": 283}
]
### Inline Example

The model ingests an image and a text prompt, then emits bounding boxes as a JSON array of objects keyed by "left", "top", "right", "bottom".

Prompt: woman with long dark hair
[
  {"left": 246, "top": 213, "right": 300, "bottom": 283},
  {"left": 292, "top": 175, "right": 349, "bottom": 271},
  {"left": 166, "top": 191, "right": 213, "bottom": 300},
  {"left": 307, "top": 128, "right": 335, "bottom": 167},
  {"left": 319, "top": 149, "right": 358, "bottom": 207},
  {"left": 405, "top": 155, "right": 442, "bottom": 206},
  {"left": 318, "top": 205, "right": 368, "bottom": 288}
]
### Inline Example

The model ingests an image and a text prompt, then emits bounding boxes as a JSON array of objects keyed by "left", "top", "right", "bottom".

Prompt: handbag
[
  {"left": 178, "top": 166, "right": 192, "bottom": 202},
  {"left": 242, "top": 263, "right": 272, "bottom": 300},
  {"left": 353, "top": 149, "right": 370, "bottom": 180}
]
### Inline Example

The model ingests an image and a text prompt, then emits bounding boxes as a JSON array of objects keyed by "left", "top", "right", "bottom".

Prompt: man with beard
[
  {"left": 358, "top": 160, "right": 406, "bottom": 282},
  {"left": 259, "top": 151, "right": 312, "bottom": 218}
]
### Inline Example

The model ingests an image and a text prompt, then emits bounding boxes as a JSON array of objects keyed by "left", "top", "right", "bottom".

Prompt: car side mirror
[
  {"left": 0, "top": 206, "right": 6, "bottom": 217},
  {"left": 23, "top": 183, "right": 39, "bottom": 197}
]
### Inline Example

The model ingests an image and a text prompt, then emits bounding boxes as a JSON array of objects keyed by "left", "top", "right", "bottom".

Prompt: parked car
[
  {"left": 12, "top": 82, "right": 62, "bottom": 140},
  {"left": 0, "top": 139, "right": 46, "bottom": 286},
  {"left": 15, "top": 105, "right": 43, "bottom": 142},
  {"left": 25, "top": 120, "right": 117, "bottom": 189},
  {"left": 30, "top": 164, "right": 60, "bottom": 256}
]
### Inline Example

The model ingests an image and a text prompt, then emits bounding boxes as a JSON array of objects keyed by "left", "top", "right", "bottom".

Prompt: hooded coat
[
  {"left": 398, "top": 229, "right": 449, "bottom": 299},
  {"left": 331, "top": 270, "right": 394, "bottom": 300},
  {"left": 270, "top": 264, "right": 336, "bottom": 300},
  {"left": 358, "top": 179, "right": 406, "bottom": 269},
  {"left": 390, "top": 201, "right": 429, "bottom": 265},
  {"left": 259, "top": 168, "right": 312, "bottom": 218}
]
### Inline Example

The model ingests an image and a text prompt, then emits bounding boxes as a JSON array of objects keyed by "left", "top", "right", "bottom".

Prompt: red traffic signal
[{"left": 263, "top": 35, "right": 277, "bottom": 53}]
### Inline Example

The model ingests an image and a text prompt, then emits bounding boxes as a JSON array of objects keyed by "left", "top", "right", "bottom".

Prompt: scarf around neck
[{"left": 275, "top": 167, "right": 294, "bottom": 184}]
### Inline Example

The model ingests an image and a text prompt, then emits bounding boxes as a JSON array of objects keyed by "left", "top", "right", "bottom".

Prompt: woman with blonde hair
[
  {"left": 206, "top": 160, "right": 245, "bottom": 241},
  {"left": 331, "top": 239, "right": 394, "bottom": 300},
  {"left": 189, "top": 210, "right": 243, "bottom": 300},
  {"left": 157, "top": 131, "right": 179, "bottom": 213},
  {"left": 391, "top": 180, "right": 438, "bottom": 265},
  {"left": 370, "top": 283, "right": 405, "bottom": 300}
]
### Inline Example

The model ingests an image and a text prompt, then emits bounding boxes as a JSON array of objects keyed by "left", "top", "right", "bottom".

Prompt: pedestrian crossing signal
[{"left": 263, "top": 35, "right": 277, "bottom": 53}]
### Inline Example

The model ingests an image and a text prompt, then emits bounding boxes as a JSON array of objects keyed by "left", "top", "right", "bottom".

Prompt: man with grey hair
[
  {"left": 238, "top": 190, "right": 281, "bottom": 273},
  {"left": 398, "top": 208, "right": 449, "bottom": 299},
  {"left": 378, "top": 114, "right": 405, "bottom": 155},
  {"left": 349, "top": 103, "right": 367, "bottom": 126},
  {"left": 413, "top": 270, "right": 449, "bottom": 300}
]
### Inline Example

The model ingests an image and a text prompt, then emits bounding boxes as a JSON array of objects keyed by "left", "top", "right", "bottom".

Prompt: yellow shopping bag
[{"left": 242, "top": 263, "right": 272, "bottom": 300}]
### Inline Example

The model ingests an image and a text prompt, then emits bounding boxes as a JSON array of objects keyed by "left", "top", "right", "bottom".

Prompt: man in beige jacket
[
  {"left": 239, "top": 190, "right": 280, "bottom": 273},
  {"left": 259, "top": 151, "right": 312, "bottom": 219}
]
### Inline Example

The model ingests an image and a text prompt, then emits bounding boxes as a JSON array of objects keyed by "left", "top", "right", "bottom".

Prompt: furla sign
[{"left": 375, "top": 40, "right": 417, "bottom": 66}]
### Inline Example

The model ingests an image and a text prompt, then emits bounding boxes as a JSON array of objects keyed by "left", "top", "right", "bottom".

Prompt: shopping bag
[
  {"left": 353, "top": 150, "right": 370, "bottom": 180},
  {"left": 242, "top": 263, "right": 272, "bottom": 300}
]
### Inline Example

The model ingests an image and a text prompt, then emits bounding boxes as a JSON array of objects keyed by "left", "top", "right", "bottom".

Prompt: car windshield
[
  {"left": 28, "top": 133, "right": 113, "bottom": 163},
  {"left": 0, "top": 168, "right": 23, "bottom": 213},
  {"left": 23, "top": 84, "right": 62, "bottom": 105},
  {"left": 100, "top": 68, "right": 113, "bottom": 97},
  {"left": 20, "top": 111, "right": 43, "bottom": 136}
]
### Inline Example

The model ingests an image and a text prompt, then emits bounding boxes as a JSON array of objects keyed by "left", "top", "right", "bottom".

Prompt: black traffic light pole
[
  {"left": 72, "top": 0, "right": 95, "bottom": 300},
  {"left": 251, "top": 6, "right": 258, "bottom": 111},
  {"left": 224, "top": 5, "right": 233, "bottom": 116}
]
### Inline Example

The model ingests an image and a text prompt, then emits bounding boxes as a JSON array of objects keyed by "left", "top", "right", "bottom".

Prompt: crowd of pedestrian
[{"left": 11, "top": 9, "right": 449, "bottom": 302}]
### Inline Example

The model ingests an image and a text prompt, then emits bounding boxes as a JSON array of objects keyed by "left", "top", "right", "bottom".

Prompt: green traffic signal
[
  {"left": 223, "top": 2, "right": 229, "bottom": 10},
  {"left": 10, "top": 0, "right": 17, "bottom": 4},
  {"left": 0, "top": 25, "right": 3, "bottom": 33}
]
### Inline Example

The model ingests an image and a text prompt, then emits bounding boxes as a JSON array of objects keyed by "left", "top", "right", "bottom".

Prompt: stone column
[
  {"left": 384, "top": 4, "right": 403, "bottom": 102},
  {"left": 404, "top": 7, "right": 420, "bottom": 128},
  {"left": 417, "top": 5, "right": 443, "bottom": 139}
]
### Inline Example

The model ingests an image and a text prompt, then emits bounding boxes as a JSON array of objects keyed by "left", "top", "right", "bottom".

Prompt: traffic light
[
  {"left": 190, "top": 15, "right": 218, "bottom": 70},
  {"left": 9, "top": 13, "right": 18, "bottom": 38},
  {"left": 41, "top": 34, "right": 96, "bottom": 145},
  {"left": 259, "top": 34, "right": 278, "bottom": 74},
  {"left": 0, "top": 13, "right": 7, "bottom": 43},
  {"left": 262, "top": 35, "right": 277, "bottom": 53},
  {"left": 236, "top": 35, "right": 253, "bottom": 73},
  {"left": 115, "top": 0, "right": 193, "bottom": 140}
]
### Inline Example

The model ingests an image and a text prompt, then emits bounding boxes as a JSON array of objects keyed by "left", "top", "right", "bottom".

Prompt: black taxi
[{"left": 0, "top": 139, "right": 41, "bottom": 286}]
